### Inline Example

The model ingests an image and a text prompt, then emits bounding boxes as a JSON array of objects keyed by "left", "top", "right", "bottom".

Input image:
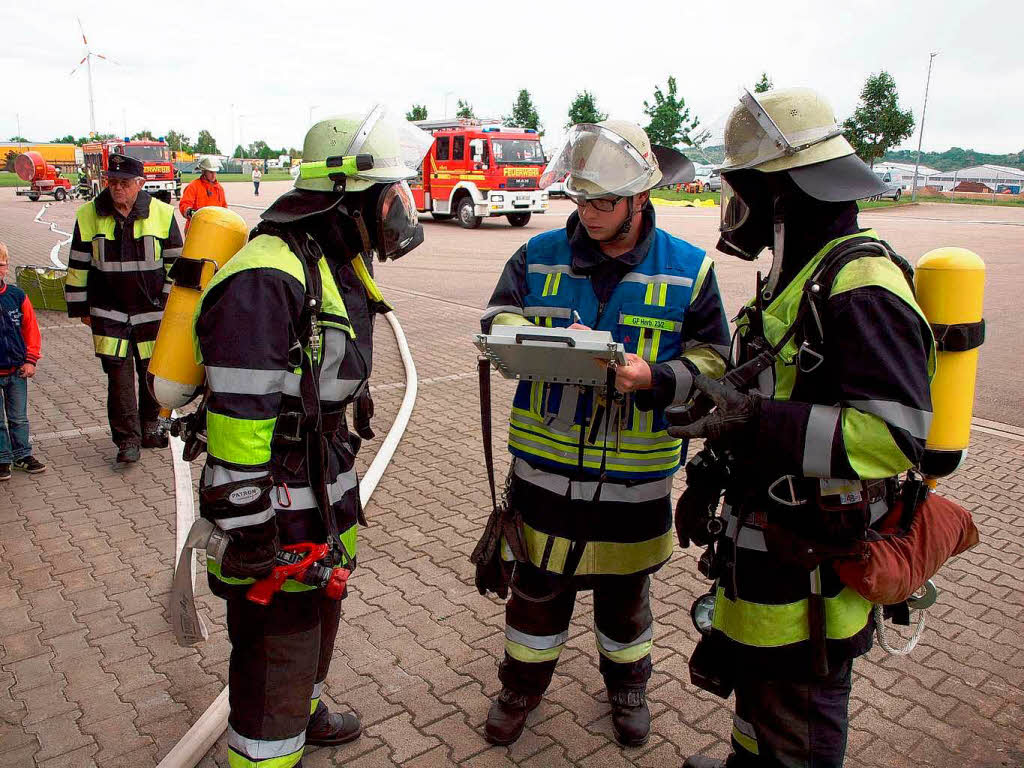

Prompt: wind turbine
[{"left": 69, "top": 17, "right": 118, "bottom": 136}]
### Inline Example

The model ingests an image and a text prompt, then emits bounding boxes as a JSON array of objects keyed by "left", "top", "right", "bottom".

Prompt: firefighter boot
[
  {"left": 484, "top": 687, "right": 541, "bottom": 745},
  {"left": 305, "top": 702, "right": 361, "bottom": 746},
  {"left": 609, "top": 686, "right": 650, "bottom": 747},
  {"left": 683, "top": 757, "right": 727, "bottom": 768}
]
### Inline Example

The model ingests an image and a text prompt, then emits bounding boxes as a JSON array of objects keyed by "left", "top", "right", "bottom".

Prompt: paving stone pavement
[{"left": 1, "top": 187, "right": 1023, "bottom": 767}]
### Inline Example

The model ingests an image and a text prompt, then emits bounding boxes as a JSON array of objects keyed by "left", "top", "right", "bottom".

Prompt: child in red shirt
[{"left": 0, "top": 242, "right": 46, "bottom": 479}]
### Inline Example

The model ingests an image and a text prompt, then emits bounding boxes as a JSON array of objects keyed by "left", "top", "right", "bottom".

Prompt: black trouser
[
  {"left": 226, "top": 589, "right": 342, "bottom": 767},
  {"left": 726, "top": 659, "right": 853, "bottom": 767},
  {"left": 100, "top": 341, "right": 159, "bottom": 448},
  {"left": 499, "top": 563, "right": 653, "bottom": 697}
]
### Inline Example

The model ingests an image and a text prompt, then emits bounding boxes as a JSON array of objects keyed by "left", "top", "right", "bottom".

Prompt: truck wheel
[
  {"left": 27, "top": 192, "right": 39, "bottom": 202},
  {"left": 431, "top": 212, "right": 453, "bottom": 221},
  {"left": 457, "top": 196, "right": 482, "bottom": 229},
  {"left": 507, "top": 213, "right": 531, "bottom": 227},
  {"left": 893, "top": 189, "right": 902, "bottom": 201},
  {"left": 154, "top": 191, "right": 172, "bottom": 204},
  {"left": 54, "top": 188, "right": 67, "bottom": 201}
]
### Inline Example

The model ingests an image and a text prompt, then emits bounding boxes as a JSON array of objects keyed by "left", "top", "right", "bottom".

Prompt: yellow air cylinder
[
  {"left": 148, "top": 207, "right": 248, "bottom": 415},
  {"left": 914, "top": 247, "right": 986, "bottom": 479}
]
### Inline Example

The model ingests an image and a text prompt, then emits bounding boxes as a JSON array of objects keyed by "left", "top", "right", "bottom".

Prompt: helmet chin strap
[
  {"left": 610, "top": 196, "right": 637, "bottom": 242},
  {"left": 761, "top": 194, "right": 785, "bottom": 303}
]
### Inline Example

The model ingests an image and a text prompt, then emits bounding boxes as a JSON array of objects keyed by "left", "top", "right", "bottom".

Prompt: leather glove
[
  {"left": 185, "top": 208, "right": 196, "bottom": 218},
  {"left": 471, "top": 503, "right": 528, "bottom": 600},
  {"left": 666, "top": 374, "right": 762, "bottom": 445},
  {"left": 354, "top": 390, "right": 375, "bottom": 441},
  {"left": 219, "top": 519, "right": 279, "bottom": 580},
  {"left": 674, "top": 447, "right": 728, "bottom": 548}
]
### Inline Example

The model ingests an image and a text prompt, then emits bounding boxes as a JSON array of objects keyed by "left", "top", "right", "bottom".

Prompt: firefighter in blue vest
[
  {"left": 478, "top": 121, "right": 731, "bottom": 747},
  {"left": 672, "top": 88, "right": 935, "bottom": 767},
  {"left": 194, "top": 107, "right": 431, "bottom": 768}
]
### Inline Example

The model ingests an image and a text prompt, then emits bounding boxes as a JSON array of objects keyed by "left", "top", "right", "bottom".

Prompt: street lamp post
[{"left": 911, "top": 52, "right": 939, "bottom": 203}]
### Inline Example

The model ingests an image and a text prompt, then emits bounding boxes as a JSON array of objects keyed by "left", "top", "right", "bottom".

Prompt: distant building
[
  {"left": 873, "top": 161, "right": 940, "bottom": 189},
  {"left": 929, "top": 164, "right": 1024, "bottom": 193}
]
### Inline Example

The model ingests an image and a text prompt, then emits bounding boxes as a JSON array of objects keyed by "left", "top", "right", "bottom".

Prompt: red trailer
[{"left": 14, "top": 152, "right": 73, "bottom": 202}]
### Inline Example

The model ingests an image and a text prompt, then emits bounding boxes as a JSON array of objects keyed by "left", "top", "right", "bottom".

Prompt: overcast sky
[{"left": 4, "top": 0, "right": 1019, "bottom": 157}]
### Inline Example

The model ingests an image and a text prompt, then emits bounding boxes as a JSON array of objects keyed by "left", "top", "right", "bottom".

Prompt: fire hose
[{"left": 157, "top": 310, "right": 418, "bottom": 768}]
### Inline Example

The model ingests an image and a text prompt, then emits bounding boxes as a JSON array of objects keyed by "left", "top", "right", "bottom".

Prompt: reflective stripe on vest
[
  {"left": 503, "top": 520, "right": 672, "bottom": 577},
  {"left": 509, "top": 228, "right": 705, "bottom": 481},
  {"left": 76, "top": 199, "right": 175, "bottom": 272}
]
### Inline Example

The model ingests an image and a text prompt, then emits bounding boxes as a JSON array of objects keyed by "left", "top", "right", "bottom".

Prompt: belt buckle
[{"left": 277, "top": 412, "right": 304, "bottom": 442}]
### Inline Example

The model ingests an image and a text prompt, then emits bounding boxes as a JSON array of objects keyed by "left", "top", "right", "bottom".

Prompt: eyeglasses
[
  {"left": 572, "top": 195, "right": 622, "bottom": 213},
  {"left": 107, "top": 178, "right": 138, "bottom": 188}
]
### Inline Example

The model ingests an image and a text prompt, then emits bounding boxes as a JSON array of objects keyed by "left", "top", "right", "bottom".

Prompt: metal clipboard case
[{"left": 474, "top": 325, "right": 626, "bottom": 386}]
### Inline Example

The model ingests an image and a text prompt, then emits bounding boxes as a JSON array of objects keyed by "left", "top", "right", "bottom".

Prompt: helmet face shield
[
  {"left": 375, "top": 181, "right": 423, "bottom": 261},
  {"left": 719, "top": 177, "right": 750, "bottom": 233},
  {"left": 540, "top": 124, "right": 656, "bottom": 199},
  {"left": 721, "top": 89, "right": 844, "bottom": 172}
]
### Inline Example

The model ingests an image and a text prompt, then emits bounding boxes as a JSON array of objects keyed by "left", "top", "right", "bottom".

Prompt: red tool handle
[{"left": 246, "top": 543, "right": 328, "bottom": 606}]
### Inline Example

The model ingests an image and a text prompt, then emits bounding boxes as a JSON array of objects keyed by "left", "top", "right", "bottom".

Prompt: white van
[{"left": 873, "top": 169, "right": 904, "bottom": 201}]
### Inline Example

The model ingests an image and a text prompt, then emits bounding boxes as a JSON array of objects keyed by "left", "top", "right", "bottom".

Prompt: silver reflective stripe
[
  {"left": 163, "top": 247, "right": 182, "bottom": 260},
  {"left": 523, "top": 306, "right": 572, "bottom": 318},
  {"left": 206, "top": 366, "right": 291, "bottom": 396},
  {"left": 143, "top": 235, "right": 156, "bottom": 263},
  {"left": 272, "top": 484, "right": 317, "bottom": 510},
  {"left": 327, "top": 468, "right": 358, "bottom": 504},
  {"left": 311, "top": 681, "right": 324, "bottom": 700},
  {"left": 685, "top": 339, "right": 731, "bottom": 359},
  {"left": 595, "top": 625, "right": 652, "bottom": 653},
  {"left": 215, "top": 507, "right": 275, "bottom": 531},
  {"left": 547, "top": 385, "right": 580, "bottom": 431},
  {"left": 621, "top": 272, "right": 694, "bottom": 287},
  {"left": 91, "top": 237, "right": 106, "bottom": 264},
  {"left": 319, "top": 329, "right": 361, "bottom": 402},
  {"left": 203, "top": 465, "right": 267, "bottom": 488},
  {"left": 68, "top": 252, "right": 91, "bottom": 268},
  {"left": 733, "top": 714, "right": 757, "bottom": 740},
  {"left": 723, "top": 511, "right": 768, "bottom": 551},
  {"left": 91, "top": 258, "right": 162, "bottom": 273},
  {"left": 130, "top": 311, "right": 164, "bottom": 325},
  {"left": 527, "top": 264, "right": 578, "bottom": 275},
  {"left": 227, "top": 725, "right": 304, "bottom": 761},
  {"left": 90, "top": 307, "right": 129, "bottom": 322},
  {"left": 667, "top": 359, "right": 694, "bottom": 406},
  {"left": 511, "top": 430, "right": 676, "bottom": 466},
  {"left": 803, "top": 405, "right": 840, "bottom": 478},
  {"left": 513, "top": 459, "right": 673, "bottom": 503},
  {"left": 320, "top": 378, "right": 362, "bottom": 402},
  {"left": 870, "top": 499, "right": 889, "bottom": 524},
  {"left": 847, "top": 399, "right": 932, "bottom": 440},
  {"left": 65, "top": 287, "right": 88, "bottom": 298},
  {"left": 506, "top": 626, "right": 568, "bottom": 650},
  {"left": 481, "top": 304, "right": 523, "bottom": 321},
  {"left": 513, "top": 409, "right": 676, "bottom": 449},
  {"left": 162, "top": 282, "right": 172, "bottom": 293}
]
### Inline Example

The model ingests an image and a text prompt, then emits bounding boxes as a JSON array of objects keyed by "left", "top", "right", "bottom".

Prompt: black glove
[
  {"left": 667, "top": 374, "right": 762, "bottom": 444},
  {"left": 470, "top": 503, "right": 528, "bottom": 600},
  {"left": 674, "top": 446, "right": 728, "bottom": 548},
  {"left": 219, "top": 519, "right": 279, "bottom": 580},
  {"left": 185, "top": 208, "right": 196, "bottom": 218},
  {"left": 354, "top": 390, "right": 375, "bottom": 441}
]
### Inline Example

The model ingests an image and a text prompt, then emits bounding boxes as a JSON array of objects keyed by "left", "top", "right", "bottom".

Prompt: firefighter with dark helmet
[
  {"left": 670, "top": 88, "right": 936, "bottom": 767},
  {"left": 477, "top": 121, "right": 731, "bottom": 747},
  {"left": 193, "top": 106, "right": 431, "bottom": 768}
]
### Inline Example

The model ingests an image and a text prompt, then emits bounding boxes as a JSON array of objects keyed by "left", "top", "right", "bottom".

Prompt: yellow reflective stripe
[
  {"left": 644, "top": 282, "right": 654, "bottom": 303},
  {"left": 691, "top": 256, "right": 714, "bottom": 305},
  {"left": 596, "top": 637, "right": 653, "bottom": 664},
  {"left": 228, "top": 747, "right": 303, "bottom": 768},
  {"left": 351, "top": 254, "right": 391, "bottom": 309},
  {"left": 339, "top": 523, "right": 358, "bottom": 566},
  {"left": 683, "top": 346, "right": 727, "bottom": 379},
  {"left": 508, "top": 424, "right": 681, "bottom": 464},
  {"left": 136, "top": 340, "right": 156, "bottom": 360},
  {"left": 620, "top": 315, "right": 679, "bottom": 333},
  {"left": 732, "top": 726, "right": 759, "bottom": 756},
  {"left": 207, "top": 557, "right": 321, "bottom": 592},
  {"left": 657, "top": 282, "right": 668, "bottom": 306},
  {"left": 711, "top": 585, "right": 872, "bottom": 647},
  {"left": 93, "top": 335, "right": 127, "bottom": 357},
  {"left": 520, "top": 522, "right": 672, "bottom": 576},
  {"left": 310, "top": 698, "right": 319, "bottom": 715},
  {"left": 506, "top": 638, "right": 562, "bottom": 663},
  {"left": 493, "top": 312, "right": 533, "bottom": 327},
  {"left": 510, "top": 410, "right": 680, "bottom": 450},
  {"left": 206, "top": 412, "right": 276, "bottom": 466},
  {"left": 842, "top": 408, "right": 913, "bottom": 480},
  {"left": 65, "top": 267, "right": 89, "bottom": 287},
  {"left": 542, "top": 273, "right": 553, "bottom": 295},
  {"left": 649, "top": 329, "right": 662, "bottom": 362}
]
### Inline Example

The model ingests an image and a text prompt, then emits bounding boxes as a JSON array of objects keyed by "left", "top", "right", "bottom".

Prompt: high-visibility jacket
[
  {"left": 179, "top": 177, "right": 227, "bottom": 230},
  {"left": 194, "top": 233, "right": 381, "bottom": 594},
  {"left": 505, "top": 227, "right": 709, "bottom": 481},
  {"left": 710, "top": 230, "right": 936, "bottom": 670},
  {"left": 66, "top": 189, "right": 182, "bottom": 360}
]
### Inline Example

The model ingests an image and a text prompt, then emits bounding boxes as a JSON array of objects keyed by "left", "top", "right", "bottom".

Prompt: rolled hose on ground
[{"left": 158, "top": 310, "right": 418, "bottom": 768}]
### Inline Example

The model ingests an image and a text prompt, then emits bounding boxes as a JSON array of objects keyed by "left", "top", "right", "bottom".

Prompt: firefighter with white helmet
[
  {"left": 476, "top": 120, "right": 730, "bottom": 747},
  {"left": 670, "top": 88, "right": 936, "bottom": 767},
  {"left": 179, "top": 155, "right": 227, "bottom": 229},
  {"left": 193, "top": 106, "right": 430, "bottom": 768}
]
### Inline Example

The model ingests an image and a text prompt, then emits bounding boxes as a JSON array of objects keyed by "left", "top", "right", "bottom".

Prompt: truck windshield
[
  {"left": 124, "top": 146, "right": 171, "bottom": 163},
  {"left": 492, "top": 139, "right": 545, "bottom": 165}
]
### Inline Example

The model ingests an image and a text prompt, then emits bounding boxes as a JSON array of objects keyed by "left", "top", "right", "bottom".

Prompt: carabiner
[{"left": 275, "top": 483, "right": 292, "bottom": 509}]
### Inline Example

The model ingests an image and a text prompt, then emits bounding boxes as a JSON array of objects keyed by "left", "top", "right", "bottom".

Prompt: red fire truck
[
  {"left": 81, "top": 138, "right": 177, "bottom": 203},
  {"left": 410, "top": 119, "right": 549, "bottom": 228}
]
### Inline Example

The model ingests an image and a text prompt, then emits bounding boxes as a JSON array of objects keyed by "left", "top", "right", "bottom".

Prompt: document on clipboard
[{"left": 474, "top": 325, "right": 626, "bottom": 387}]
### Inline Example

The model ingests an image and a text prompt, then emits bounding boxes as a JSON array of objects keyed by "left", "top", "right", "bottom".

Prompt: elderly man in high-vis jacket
[
  {"left": 66, "top": 153, "right": 183, "bottom": 463},
  {"left": 478, "top": 121, "right": 730, "bottom": 748}
]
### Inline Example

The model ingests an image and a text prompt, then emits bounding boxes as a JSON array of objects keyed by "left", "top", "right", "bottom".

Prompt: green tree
[
  {"left": 166, "top": 130, "right": 192, "bottom": 153},
  {"left": 455, "top": 99, "right": 475, "bottom": 119},
  {"left": 842, "top": 71, "right": 915, "bottom": 168},
  {"left": 504, "top": 89, "right": 542, "bottom": 132},
  {"left": 565, "top": 90, "right": 608, "bottom": 128},
  {"left": 754, "top": 73, "right": 773, "bottom": 93},
  {"left": 233, "top": 144, "right": 246, "bottom": 158},
  {"left": 51, "top": 135, "right": 77, "bottom": 144},
  {"left": 8, "top": 136, "right": 28, "bottom": 142},
  {"left": 642, "top": 76, "right": 704, "bottom": 149},
  {"left": 288, "top": 147, "right": 301, "bottom": 159},
  {"left": 195, "top": 129, "right": 219, "bottom": 155},
  {"left": 131, "top": 129, "right": 156, "bottom": 141},
  {"left": 405, "top": 104, "right": 428, "bottom": 121}
]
